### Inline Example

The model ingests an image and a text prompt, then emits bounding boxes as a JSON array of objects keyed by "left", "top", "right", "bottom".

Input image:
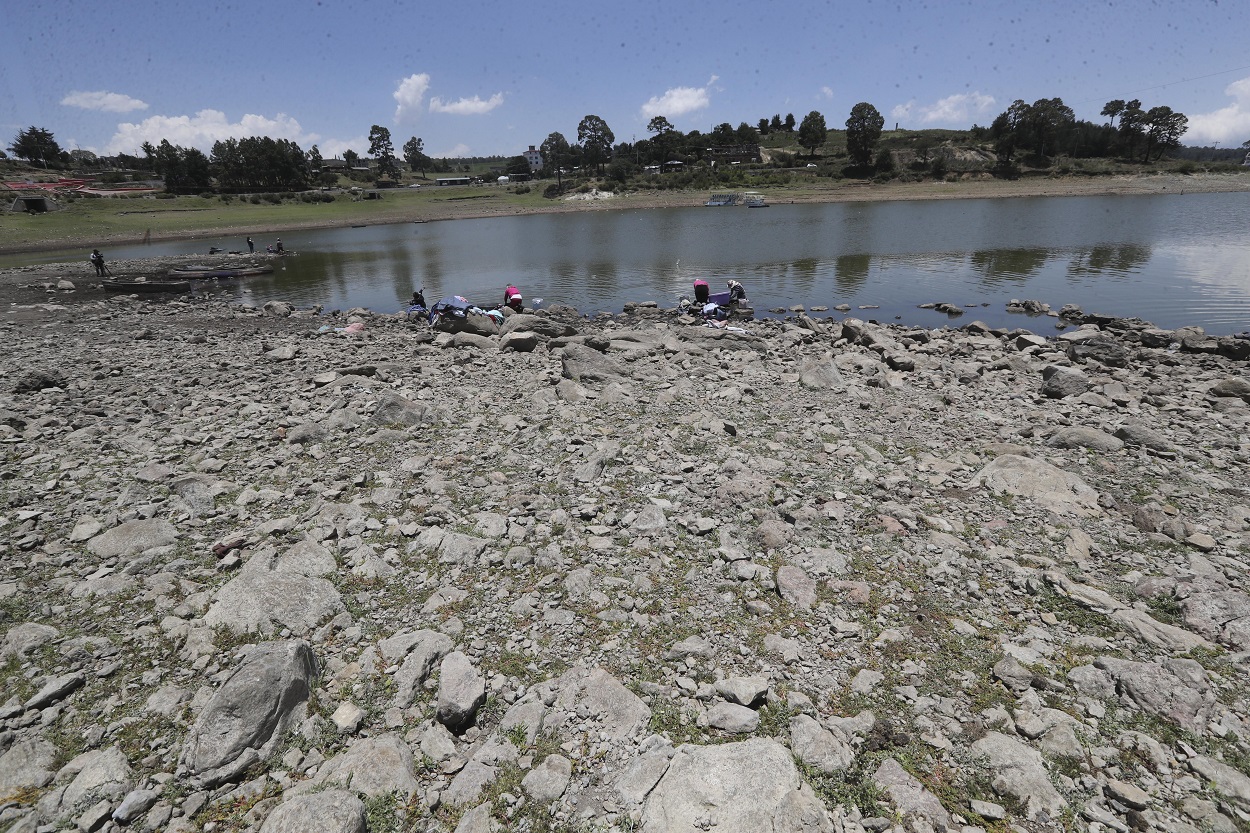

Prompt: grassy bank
[{"left": 4, "top": 171, "right": 1250, "bottom": 258}]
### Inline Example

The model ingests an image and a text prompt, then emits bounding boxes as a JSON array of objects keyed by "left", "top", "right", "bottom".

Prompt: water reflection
[
  {"left": 1065, "top": 243, "right": 1150, "bottom": 280},
  {"left": 970, "top": 248, "right": 1052, "bottom": 284},
  {"left": 834, "top": 254, "right": 871, "bottom": 291},
  {"left": 4, "top": 192, "right": 1248, "bottom": 332}
]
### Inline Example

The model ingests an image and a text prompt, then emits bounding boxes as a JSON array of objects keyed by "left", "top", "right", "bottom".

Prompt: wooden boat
[
  {"left": 742, "top": 191, "right": 769, "bottom": 208},
  {"left": 103, "top": 279, "right": 192, "bottom": 293},
  {"left": 167, "top": 265, "right": 275, "bottom": 279}
]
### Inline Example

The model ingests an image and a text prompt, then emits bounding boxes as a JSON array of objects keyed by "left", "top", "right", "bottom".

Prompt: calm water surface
[{"left": 11, "top": 191, "right": 1250, "bottom": 332}]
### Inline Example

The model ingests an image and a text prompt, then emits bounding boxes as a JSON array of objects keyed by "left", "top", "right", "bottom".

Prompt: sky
[{"left": 3, "top": 0, "right": 1249, "bottom": 161}]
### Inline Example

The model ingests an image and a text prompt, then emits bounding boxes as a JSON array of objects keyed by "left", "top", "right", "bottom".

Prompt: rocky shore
[{"left": 1, "top": 287, "right": 1249, "bottom": 833}]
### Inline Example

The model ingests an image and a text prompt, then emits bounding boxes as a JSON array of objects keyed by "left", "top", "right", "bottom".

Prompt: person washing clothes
[
  {"left": 693, "top": 279, "right": 709, "bottom": 304},
  {"left": 504, "top": 285, "right": 523, "bottom": 312}
]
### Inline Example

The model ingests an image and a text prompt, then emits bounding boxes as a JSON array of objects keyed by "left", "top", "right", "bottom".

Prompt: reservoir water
[{"left": 11, "top": 191, "right": 1250, "bottom": 333}]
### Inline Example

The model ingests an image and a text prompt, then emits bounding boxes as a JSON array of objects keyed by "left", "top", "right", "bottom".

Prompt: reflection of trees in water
[
  {"left": 834, "top": 254, "right": 871, "bottom": 291},
  {"left": 970, "top": 248, "right": 1051, "bottom": 284},
  {"left": 1065, "top": 243, "right": 1151, "bottom": 281},
  {"left": 785, "top": 257, "right": 822, "bottom": 295},
  {"left": 418, "top": 240, "right": 446, "bottom": 296}
]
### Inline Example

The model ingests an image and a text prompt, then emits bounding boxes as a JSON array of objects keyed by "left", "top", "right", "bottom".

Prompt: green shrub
[{"left": 514, "top": 184, "right": 530, "bottom": 194}]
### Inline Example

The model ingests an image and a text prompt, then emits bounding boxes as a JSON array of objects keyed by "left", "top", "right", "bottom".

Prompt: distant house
[
  {"left": 436, "top": 176, "right": 472, "bottom": 186},
  {"left": 705, "top": 144, "right": 761, "bottom": 164},
  {"left": 320, "top": 158, "right": 349, "bottom": 171},
  {"left": 523, "top": 145, "right": 544, "bottom": 173}
]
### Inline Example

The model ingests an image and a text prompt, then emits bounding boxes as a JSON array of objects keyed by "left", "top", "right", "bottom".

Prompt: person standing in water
[{"left": 247, "top": 236, "right": 254, "bottom": 253}]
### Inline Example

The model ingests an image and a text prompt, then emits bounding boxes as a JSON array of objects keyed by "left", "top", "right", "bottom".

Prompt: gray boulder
[
  {"left": 789, "top": 714, "right": 854, "bottom": 773},
  {"left": 521, "top": 754, "right": 573, "bottom": 802},
  {"left": 1, "top": 622, "right": 59, "bottom": 658},
  {"left": 87, "top": 519, "right": 178, "bottom": 559},
  {"left": 970, "top": 454, "right": 1101, "bottom": 516},
  {"left": 1040, "top": 365, "right": 1091, "bottom": 399},
  {"left": 370, "top": 391, "right": 430, "bottom": 427},
  {"left": 1046, "top": 426, "right": 1124, "bottom": 453},
  {"left": 1209, "top": 376, "right": 1250, "bottom": 402},
  {"left": 970, "top": 732, "right": 1066, "bottom": 822},
  {"left": 1181, "top": 587, "right": 1250, "bottom": 650},
  {"left": 436, "top": 651, "right": 486, "bottom": 734},
  {"left": 873, "top": 758, "right": 952, "bottom": 831},
  {"left": 500, "top": 314, "right": 577, "bottom": 339},
  {"left": 292, "top": 734, "right": 418, "bottom": 798},
  {"left": 204, "top": 548, "right": 343, "bottom": 636},
  {"left": 1114, "top": 421, "right": 1174, "bottom": 451},
  {"left": 0, "top": 738, "right": 58, "bottom": 794},
  {"left": 797, "top": 356, "right": 845, "bottom": 389},
  {"left": 543, "top": 667, "right": 651, "bottom": 741},
  {"left": 1095, "top": 656, "right": 1216, "bottom": 734},
  {"left": 57, "top": 747, "right": 134, "bottom": 815},
  {"left": 641, "top": 737, "right": 832, "bottom": 832},
  {"left": 180, "top": 640, "right": 318, "bottom": 787},
  {"left": 561, "top": 343, "right": 626, "bottom": 383},
  {"left": 259, "top": 790, "right": 365, "bottom": 833}
]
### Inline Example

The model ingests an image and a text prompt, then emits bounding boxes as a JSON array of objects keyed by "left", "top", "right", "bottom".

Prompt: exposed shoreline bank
[
  {"left": 3, "top": 170, "right": 1248, "bottom": 258},
  {"left": 0, "top": 292, "right": 1247, "bottom": 833}
]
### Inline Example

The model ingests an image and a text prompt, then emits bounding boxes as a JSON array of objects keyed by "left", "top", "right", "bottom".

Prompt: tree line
[
  {"left": 987, "top": 97, "right": 1189, "bottom": 164},
  {"left": 3, "top": 94, "right": 1219, "bottom": 193}
]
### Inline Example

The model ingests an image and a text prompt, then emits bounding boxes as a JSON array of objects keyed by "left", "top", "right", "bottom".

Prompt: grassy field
[{"left": 0, "top": 185, "right": 566, "bottom": 254}]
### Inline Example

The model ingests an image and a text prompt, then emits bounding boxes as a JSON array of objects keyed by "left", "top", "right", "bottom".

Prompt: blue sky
[{"left": 3, "top": 0, "right": 1249, "bottom": 161}]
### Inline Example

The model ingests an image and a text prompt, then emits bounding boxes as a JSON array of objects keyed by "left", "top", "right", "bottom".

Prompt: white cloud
[
  {"left": 640, "top": 76, "right": 719, "bottom": 119},
  {"left": 820, "top": 86, "right": 834, "bottom": 100},
  {"left": 61, "top": 90, "right": 149, "bottom": 113},
  {"left": 438, "top": 143, "right": 471, "bottom": 158},
  {"left": 1186, "top": 77, "right": 1250, "bottom": 145},
  {"left": 393, "top": 73, "right": 432, "bottom": 122},
  {"left": 893, "top": 92, "right": 996, "bottom": 126},
  {"left": 429, "top": 93, "right": 504, "bottom": 115},
  {"left": 104, "top": 109, "right": 316, "bottom": 155},
  {"left": 319, "top": 137, "right": 368, "bottom": 159}
]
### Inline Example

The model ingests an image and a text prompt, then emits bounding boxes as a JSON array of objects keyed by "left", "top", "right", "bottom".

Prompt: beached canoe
[
  {"left": 167, "top": 266, "right": 275, "bottom": 279},
  {"left": 103, "top": 279, "right": 192, "bottom": 294}
]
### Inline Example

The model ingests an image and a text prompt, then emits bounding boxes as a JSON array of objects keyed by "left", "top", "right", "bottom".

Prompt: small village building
[
  {"left": 523, "top": 145, "right": 544, "bottom": 173},
  {"left": 7, "top": 195, "right": 60, "bottom": 213},
  {"left": 436, "top": 176, "right": 472, "bottom": 186}
]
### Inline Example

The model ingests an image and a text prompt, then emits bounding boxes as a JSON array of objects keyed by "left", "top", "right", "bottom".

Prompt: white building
[{"left": 523, "top": 145, "right": 544, "bottom": 173}]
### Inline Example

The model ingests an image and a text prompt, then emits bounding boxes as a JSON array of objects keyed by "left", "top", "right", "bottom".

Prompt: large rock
[
  {"left": 521, "top": 754, "right": 573, "bottom": 802},
  {"left": 789, "top": 714, "right": 854, "bottom": 773},
  {"left": 500, "top": 314, "right": 577, "bottom": 339},
  {"left": 180, "top": 640, "right": 318, "bottom": 787},
  {"left": 970, "top": 732, "right": 1066, "bottom": 822},
  {"left": 1189, "top": 756, "right": 1250, "bottom": 810},
  {"left": 873, "top": 758, "right": 952, "bottom": 831},
  {"left": 1, "top": 622, "right": 58, "bottom": 658},
  {"left": 640, "top": 737, "right": 832, "bottom": 833},
  {"left": 58, "top": 747, "right": 135, "bottom": 814},
  {"left": 1113, "top": 421, "right": 1174, "bottom": 451},
  {"left": 0, "top": 738, "right": 58, "bottom": 794},
  {"left": 543, "top": 667, "right": 651, "bottom": 742},
  {"left": 797, "top": 356, "right": 845, "bottom": 389},
  {"left": 259, "top": 790, "right": 365, "bottom": 833},
  {"left": 204, "top": 547, "right": 343, "bottom": 636},
  {"left": 970, "top": 454, "right": 1101, "bottom": 516},
  {"left": 383, "top": 629, "right": 454, "bottom": 708},
  {"left": 1095, "top": 657, "right": 1216, "bottom": 734},
  {"left": 436, "top": 651, "right": 486, "bottom": 734},
  {"left": 292, "top": 734, "right": 418, "bottom": 798},
  {"left": 1181, "top": 587, "right": 1250, "bottom": 650},
  {"left": 86, "top": 519, "right": 178, "bottom": 559},
  {"left": 561, "top": 343, "right": 626, "bottom": 383},
  {"left": 369, "top": 391, "right": 430, "bottom": 427},
  {"left": 1046, "top": 426, "right": 1124, "bottom": 453},
  {"left": 1040, "top": 366, "right": 1090, "bottom": 399}
]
